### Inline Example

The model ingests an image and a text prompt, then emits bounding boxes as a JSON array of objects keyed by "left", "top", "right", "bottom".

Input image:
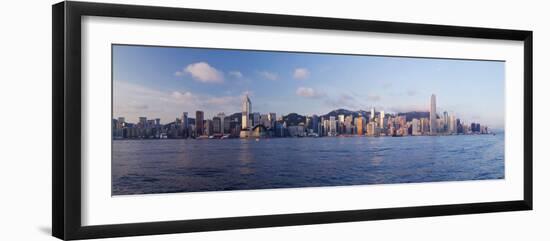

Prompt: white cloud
[
  {"left": 171, "top": 91, "right": 194, "bottom": 101},
  {"left": 178, "top": 62, "right": 224, "bottom": 83},
  {"left": 293, "top": 68, "right": 310, "bottom": 80},
  {"left": 113, "top": 80, "right": 242, "bottom": 123},
  {"left": 258, "top": 71, "right": 278, "bottom": 81},
  {"left": 228, "top": 71, "right": 243, "bottom": 78},
  {"left": 296, "top": 87, "right": 324, "bottom": 98}
]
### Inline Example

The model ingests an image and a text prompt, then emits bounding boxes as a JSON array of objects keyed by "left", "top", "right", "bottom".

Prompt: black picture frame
[{"left": 52, "top": 1, "right": 533, "bottom": 240}]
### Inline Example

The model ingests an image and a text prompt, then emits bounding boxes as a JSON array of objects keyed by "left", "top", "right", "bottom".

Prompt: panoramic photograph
[{"left": 111, "top": 44, "right": 505, "bottom": 195}]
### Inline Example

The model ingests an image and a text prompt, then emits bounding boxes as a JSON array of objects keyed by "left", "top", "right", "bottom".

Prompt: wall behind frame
[{"left": 0, "top": 0, "right": 547, "bottom": 240}]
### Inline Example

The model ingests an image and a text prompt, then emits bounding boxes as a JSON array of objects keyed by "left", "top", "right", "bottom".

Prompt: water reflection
[
  {"left": 238, "top": 139, "right": 253, "bottom": 164},
  {"left": 371, "top": 154, "right": 383, "bottom": 167}
]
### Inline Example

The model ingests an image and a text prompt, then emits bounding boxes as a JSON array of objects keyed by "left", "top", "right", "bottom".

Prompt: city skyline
[
  {"left": 112, "top": 94, "right": 481, "bottom": 129},
  {"left": 113, "top": 93, "right": 492, "bottom": 141},
  {"left": 113, "top": 45, "right": 505, "bottom": 128}
]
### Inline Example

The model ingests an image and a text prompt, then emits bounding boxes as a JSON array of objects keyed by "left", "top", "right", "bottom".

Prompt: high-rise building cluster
[{"left": 112, "top": 94, "right": 491, "bottom": 140}]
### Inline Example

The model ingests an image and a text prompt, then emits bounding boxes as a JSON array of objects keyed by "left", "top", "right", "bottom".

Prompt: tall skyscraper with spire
[
  {"left": 430, "top": 94, "right": 437, "bottom": 134},
  {"left": 241, "top": 94, "right": 251, "bottom": 130}
]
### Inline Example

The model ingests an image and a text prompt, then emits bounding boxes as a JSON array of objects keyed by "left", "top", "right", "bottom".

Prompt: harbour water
[{"left": 112, "top": 134, "right": 504, "bottom": 195}]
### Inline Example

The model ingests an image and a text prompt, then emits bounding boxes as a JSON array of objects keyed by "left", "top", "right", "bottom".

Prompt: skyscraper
[
  {"left": 356, "top": 116, "right": 364, "bottom": 135},
  {"left": 195, "top": 110, "right": 204, "bottom": 136},
  {"left": 322, "top": 118, "right": 329, "bottom": 136},
  {"left": 449, "top": 114, "right": 456, "bottom": 134},
  {"left": 241, "top": 94, "right": 251, "bottom": 130},
  {"left": 182, "top": 112, "right": 188, "bottom": 129},
  {"left": 443, "top": 111, "right": 449, "bottom": 132},
  {"left": 117, "top": 117, "right": 125, "bottom": 129},
  {"left": 338, "top": 114, "right": 345, "bottom": 123},
  {"left": 412, "top": 118, "right": 421, "bottom": 135},
  {"left": 260, "top": 114, "right": 270, "bottom": 128},
  {"left": 181, "top": 112, "right": 189, "bottom": 137},
  {"left": 269, "top": 113, "right": 276, "bottom": 129},
  {"left": 337, "top": 114, "right": 345, "bottom": 134},
  {"left": 311, "top": 115, "right": 319, "bottom": 134},
  {"left": 212, "top": 116, "right": 221, "bottom": 134},
  {"left": 217, "top": 112, "right": 225, "bottom": 133},
  {"left": 380, "top": 111, "right": 385, "bottom": 128},
  {"left": 420, "top": 117, "right": 429, "bottom": 134},
  {"left": 253, "top": 112, "right": 261, "bottom": 127},
  {"left": 370, "top": 107, "right": 375, "bottom": 121},
  {"left": 223, "top": 116, "right": 231, "bottom": 134},
  {"left": 329, "top": 116, "right": 337, "bottom": 136},
  {"left": 367, "top": 122, "right": 376, "bottom": 136},
  {"left": 204, "top": 119, "right": 213, "bottom": 136},
  {"left": 344, "top": 115, "right": 353, "bottom": 134},
  {"left": 139, "top": 117, "right": 147, "bottom": 129},
  {"left": 430, "top": 94, "right": 437, "bottom": 134}
]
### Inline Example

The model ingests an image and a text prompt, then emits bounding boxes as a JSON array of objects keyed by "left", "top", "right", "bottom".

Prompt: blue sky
[{"left": 113, "top": 45, "right": 505, "bottom": 128}]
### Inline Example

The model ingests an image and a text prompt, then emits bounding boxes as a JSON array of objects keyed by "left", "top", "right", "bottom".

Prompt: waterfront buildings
[
  {"left": 412, "top": 118, "right": 421, "bottom": 136},
  {"left": 311, "top": 115, "right": 320, "bottom": 135},
  {"left": 204, "top": 119, "right": 213, "bottom": 136},
  {"left": 269, "top": 113, "right": 277, "bottom": 127},
  {"left": 380, "top": 111, "right": 385, "bottom": 128},
  {"left": 366, "top": 122, "right": 377, "bottom": 136},
  {"left": 213, "top": 116, "right": 222, "bottom": 134},
  {"left": 420, "top": 117, "right": 429, "bottom": 135},
  {"left": 449, "top": 114, "right": 456, "bottom": 134},
  {"left": 356, "top": 116, "right": 364, "bottom": 135},
  {"left": 113, "top": 94, "right": 493, "bottom": 140},
  {"left": 138, "top": 117, "right": 147, "bottom": 128},
  {"left": 217, "top": 113, "right": 226, "bottom": 134},
  {"left": 182, "top": 112, "right": 188, "bottom": 129},
  {"left": 223, "top": 116, "right": 231, "bottom": 134},
  {"left": 443, "top": 111, "right": 449, "bottom": 132},
  {"left": 253, "top": 112, "right": 261, "bottom": 127},
  {"left": 329, "top": 116, "right": 337, "bottom": 136},
  {"left": 195, "top": 111, "right": 204, "bottom": 136}
]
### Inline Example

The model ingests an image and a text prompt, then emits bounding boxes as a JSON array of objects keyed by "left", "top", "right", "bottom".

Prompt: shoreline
[{"left": 112, "top": 132, "right": 498, "bottom": 141}]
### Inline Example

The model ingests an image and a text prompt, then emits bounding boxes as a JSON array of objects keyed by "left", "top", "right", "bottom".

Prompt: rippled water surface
[{"left": 112, "top": 134, "right": 504, "bottom": 195}]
